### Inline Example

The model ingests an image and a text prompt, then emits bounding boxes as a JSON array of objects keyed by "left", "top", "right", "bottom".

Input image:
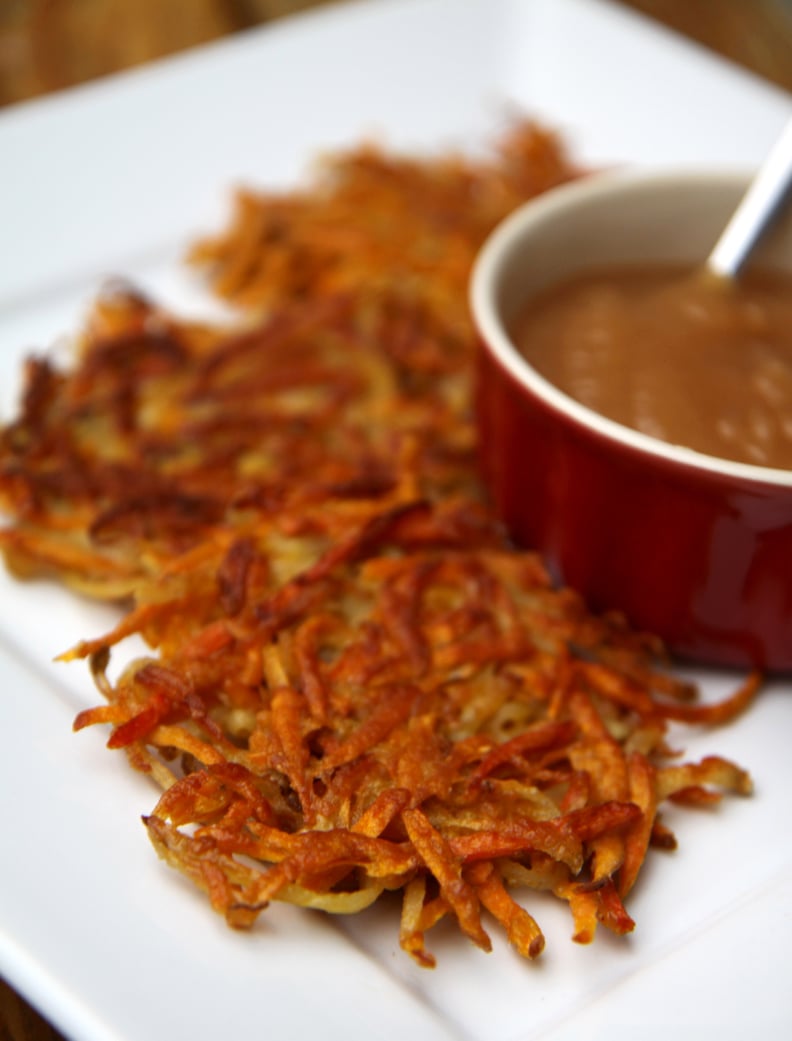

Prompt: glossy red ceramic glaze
[
  {"left": 471, "top": 170, "right": 792, "bottom": 671},
  {"left": 477, "top": 346, "right": 792, "bottom": 669}
]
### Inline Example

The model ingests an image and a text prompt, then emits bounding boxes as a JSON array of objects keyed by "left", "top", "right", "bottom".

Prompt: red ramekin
[{"left": 471, "top": 170, "right": 792, "bottom": 671}]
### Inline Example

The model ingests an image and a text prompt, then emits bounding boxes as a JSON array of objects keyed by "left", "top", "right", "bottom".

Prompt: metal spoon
[{"left": 706, "top": 114, "right": 792, "bottom": 279}]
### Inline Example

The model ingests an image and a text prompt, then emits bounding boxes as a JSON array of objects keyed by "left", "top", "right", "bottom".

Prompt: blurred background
[
  {"left": 0, "top": 0, "right": 791, "bottom": 1039},
  {"left": 0, "top": 0, "right": 791, "bottom": 106}
]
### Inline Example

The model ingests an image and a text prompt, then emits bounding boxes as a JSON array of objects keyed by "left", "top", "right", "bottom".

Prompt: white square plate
[{"left": 1, "top": 2, "right": 791, "bottom": 1040}]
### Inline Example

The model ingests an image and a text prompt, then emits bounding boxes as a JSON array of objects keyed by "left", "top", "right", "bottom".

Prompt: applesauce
[{"left": 513, "top": 264, "right": 792, "bottom": 468}]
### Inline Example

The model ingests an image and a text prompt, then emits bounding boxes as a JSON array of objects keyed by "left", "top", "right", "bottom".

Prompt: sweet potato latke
[{"left": 0, "top": 123, "right": 756, "bottom": 965}]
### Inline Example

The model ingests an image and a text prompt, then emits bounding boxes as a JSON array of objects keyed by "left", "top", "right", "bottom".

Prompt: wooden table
[
  {"left": 1, "top": 0, "right": 791, "bottom": 106},
  {"left": 1, "top": 1, "right": 790, "bottom": 1038}
]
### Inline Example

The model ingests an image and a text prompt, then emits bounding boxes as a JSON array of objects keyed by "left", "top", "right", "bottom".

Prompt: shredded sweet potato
[{"left": 0, "top": 122, "right": 756, "bottom": 965}]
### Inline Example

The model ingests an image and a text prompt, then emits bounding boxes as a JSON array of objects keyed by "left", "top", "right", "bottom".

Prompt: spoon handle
[{"left": 706, "top": 114, "right": 792, "bottom": 279}]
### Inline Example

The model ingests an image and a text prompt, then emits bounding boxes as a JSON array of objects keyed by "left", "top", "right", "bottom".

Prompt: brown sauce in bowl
[{"left": 513, "top": 264, "right": 792, "bottom": 469}]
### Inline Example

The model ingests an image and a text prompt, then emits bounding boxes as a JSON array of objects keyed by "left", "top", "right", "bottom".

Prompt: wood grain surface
[{"left": 1, "top": 1, "right": 790, "bottom": 1039}]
